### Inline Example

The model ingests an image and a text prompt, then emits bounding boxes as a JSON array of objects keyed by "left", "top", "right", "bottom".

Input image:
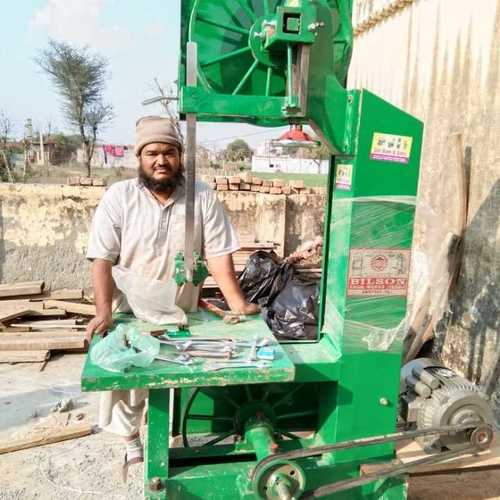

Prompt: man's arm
[
  {"left": 85, "top": 259, "right": 115, "bottom": 341},
  {"left": 206, "top": 254, "right": 260, "bottom": 315}
]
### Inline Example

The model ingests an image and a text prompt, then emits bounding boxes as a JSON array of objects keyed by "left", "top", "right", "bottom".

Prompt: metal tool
[{"left": 204, "top": 360, "right": 271, "bottom": 371}]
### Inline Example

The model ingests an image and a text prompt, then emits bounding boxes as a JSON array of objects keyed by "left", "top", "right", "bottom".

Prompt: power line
[{"left": 198, "top": 126, "right": 290, "bottom": 146}]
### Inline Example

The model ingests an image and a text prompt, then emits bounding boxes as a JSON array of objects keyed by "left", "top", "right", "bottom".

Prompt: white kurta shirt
[{"left": 87, "top": 178, "right": 239, "bottom": 312}]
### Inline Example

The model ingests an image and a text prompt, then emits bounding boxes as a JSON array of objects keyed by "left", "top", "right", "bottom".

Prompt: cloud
[{"left": 30, "top": 0, "right": 132, "bottom": 51}]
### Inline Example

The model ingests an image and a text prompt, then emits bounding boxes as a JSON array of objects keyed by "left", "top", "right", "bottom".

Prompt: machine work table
[{"left": 81, "top": 312, "right": 304, "bottom": 392}]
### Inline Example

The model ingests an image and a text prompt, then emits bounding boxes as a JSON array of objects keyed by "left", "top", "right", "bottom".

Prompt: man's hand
[
  {"left": 206, "top": 254, "right": 261, "bottom": 317},
  {"left": 232, "top": 301, "right": 260, "bottom": 316},
  {"left": 85, "top": 312, "right": 113, "bottom": 342}
]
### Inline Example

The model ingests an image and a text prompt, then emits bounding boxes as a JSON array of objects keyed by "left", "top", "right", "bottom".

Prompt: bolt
[
  {"left": 379, "top": 397, "right": 390, "bottom": 406},
  {"left": 149, "top": 477, "right": 162, "bottom": 492}
]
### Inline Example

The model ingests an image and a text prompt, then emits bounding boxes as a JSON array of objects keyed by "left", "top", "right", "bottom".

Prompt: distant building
[
  {"left": 77, "top": 144, "right": 137, "bottom": 169},
  {"left": 251, "top": 125, "right": 329, "bottom": 174}
]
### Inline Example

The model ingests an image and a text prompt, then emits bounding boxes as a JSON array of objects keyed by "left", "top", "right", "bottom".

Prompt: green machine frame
[{"left": 82, "top": 1, "right": 423, "bottom": 498}]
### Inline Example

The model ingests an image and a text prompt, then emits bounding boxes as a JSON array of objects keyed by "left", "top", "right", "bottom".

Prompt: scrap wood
[
  {"left": 0, "top": 350, "right": 50, "bottom": 363},
  {"left": 0, "top": 330, "right": 86, "bottom": 338},
  {"left": 9, "top": 323, "right": 86, "bottom": 331},
  {"left": 11, "top": 318, "right": 78, "bottom": 326},
  {"left": 0, "top": 281, "right": 44, "bottom": 299},
  {"left": 28, "top": 288, "right": 84, "bottom": 301},
  {"left": 0, "top": 335, "right": 86, "bottom": 351},
  {"left": 0, "top": 304, "right": 38, "bottom": 323},
  {"left": 0, "top": 423, "right": 94, "bottom": 455},
  {"left": 361, "top": 436, "right": 500, "bottom": 476},
  {"left": 24, "top": 308, "right": 67, "bottom": 318},
  {"left": 44, "top": 300, "right": 96, "bottom": 316}
]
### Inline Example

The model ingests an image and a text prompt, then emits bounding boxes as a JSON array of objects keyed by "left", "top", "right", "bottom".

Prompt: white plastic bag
[
  {"left": 90, "top": 324, "right": 160, "bottom": 372},
  {"left": 112, "top": 265, "right": 187, "bottom": 325}
]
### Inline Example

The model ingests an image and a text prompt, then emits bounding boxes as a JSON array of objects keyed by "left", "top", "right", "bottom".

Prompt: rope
[{"left": 353, "top": 0, "right": 417, "bottom": 37}]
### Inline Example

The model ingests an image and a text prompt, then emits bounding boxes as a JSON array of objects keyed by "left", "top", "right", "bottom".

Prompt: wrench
[{"left": 204, "top": 361, "right": 271, "bottom": 371}]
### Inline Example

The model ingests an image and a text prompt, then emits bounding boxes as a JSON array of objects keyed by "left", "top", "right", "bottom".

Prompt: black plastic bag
[
  {"left": 238, "top": 250, "right": 293, "bottom": 305},
  {"left": 262, "top": 276, "right": 319, "bottom": 340}
]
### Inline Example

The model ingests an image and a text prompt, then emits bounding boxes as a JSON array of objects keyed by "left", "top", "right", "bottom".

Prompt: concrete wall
[
  {"left": 350, "top": 0, "right": 500, "bottom": 416},
  {"left": 0, "top": 183, "right": 325, "bottom": 290}
]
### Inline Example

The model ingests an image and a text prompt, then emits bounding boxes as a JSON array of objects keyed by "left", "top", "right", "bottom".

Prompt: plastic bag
[
  {"left": 238, "top": 251, "right": 293, "bottom": 305},
  {"left": 262, "top": 275, "right": 319, "bottom": 340},
  {"left": 112, "top": 265, "right": 187, "bottom": 325},
  {"left": 90, "top": 324, "right": 160, "bottom": 372}
]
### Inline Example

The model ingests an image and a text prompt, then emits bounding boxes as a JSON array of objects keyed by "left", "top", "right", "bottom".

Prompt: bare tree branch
[{"left": 36, "top": 39, "right": 114, "bottom": 176}]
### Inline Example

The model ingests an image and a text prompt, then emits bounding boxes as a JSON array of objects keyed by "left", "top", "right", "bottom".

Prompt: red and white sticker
[{"left": 347, "top": 248, "right": 411, "bottom": 297}]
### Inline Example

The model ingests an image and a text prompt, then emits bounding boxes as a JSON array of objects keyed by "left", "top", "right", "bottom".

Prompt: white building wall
[{"left": 251, "top": 156, "right": 329, "bottom": 174}]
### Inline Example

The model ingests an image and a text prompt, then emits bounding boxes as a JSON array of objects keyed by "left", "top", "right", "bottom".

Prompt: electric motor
[{"left": 400, "top": 358, "right": 494, "bottom": 451}]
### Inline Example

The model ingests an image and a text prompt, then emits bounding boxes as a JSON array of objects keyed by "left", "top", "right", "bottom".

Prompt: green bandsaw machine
[{"left": 81, "top": 1, "right": 495, "bottom": 498}]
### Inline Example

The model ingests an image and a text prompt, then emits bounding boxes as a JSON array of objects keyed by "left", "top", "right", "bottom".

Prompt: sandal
[{"left": 122, "top": 451, "right": 144, "bottom": 483}]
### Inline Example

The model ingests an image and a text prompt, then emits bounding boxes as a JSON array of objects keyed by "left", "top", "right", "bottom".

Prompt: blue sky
[{"left": 0, "top": 0, "right": 287, "bottom": 149}]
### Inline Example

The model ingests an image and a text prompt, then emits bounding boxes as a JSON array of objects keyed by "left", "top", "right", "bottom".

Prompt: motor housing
[{"left": 400, "top": 358, "right": 494, "bottom": 450}]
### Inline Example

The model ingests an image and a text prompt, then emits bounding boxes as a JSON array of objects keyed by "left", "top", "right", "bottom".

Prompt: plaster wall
[
  {"left": 0, "top": 184, "right": 325, "bottom": 289},
  {"left": 350, "top": 0, "right": 500, "bottom": 416}
]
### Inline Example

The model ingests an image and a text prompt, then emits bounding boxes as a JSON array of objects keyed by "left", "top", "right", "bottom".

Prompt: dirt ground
[{"left": 0, "top": 354, "right": 498, "bottom": 500}]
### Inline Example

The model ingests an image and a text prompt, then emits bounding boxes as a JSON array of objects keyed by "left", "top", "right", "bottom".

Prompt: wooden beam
[
  {"left": 0, "top": 281, "right": 45, "bottom": 298},
  {"left": 0, "top": 305, "right": 36, "bottom": 323},
  {"left": 0, "top": 330, "right": 86, "bottom": 338},
  {"left": 0, "top": 423, "right": 94, "bottom": 454},
  {"left": 28, "top": 289, "right": 84, "bottom": 301},
  {"left": 24, "top": 309, "right": 67, "bottom": 318},
  {"left": 0, "top": 350, "right": 50, "bottom": 363},
  {"left": 43, "top": 300, "right": 96, "bottom": 316},
  {"left": 0, "top": 336, "right": 86, "bottom": 351}
]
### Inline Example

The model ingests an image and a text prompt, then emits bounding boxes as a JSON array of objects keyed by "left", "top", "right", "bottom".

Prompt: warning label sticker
[
  {"left": 347, "top": 248, "right": 411, "bottom": 297},
  {"left": 370, "top": 133, "right": 413, "bottom": 164},
  {"left": 335, "top": 163, "right": 353, "bottom": 191}
]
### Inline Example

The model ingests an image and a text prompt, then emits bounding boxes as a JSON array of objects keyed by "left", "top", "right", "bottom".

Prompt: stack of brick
[
  {"left": 208, "top": 174, "right": 308, "bottom": 195},
  {"left": 67, "top": 177, "right": 107, "bottom": 187}
]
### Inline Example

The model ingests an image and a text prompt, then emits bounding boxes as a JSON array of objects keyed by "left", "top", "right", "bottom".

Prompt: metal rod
[
  {"left": 202, "top": 429, "right": 236, "bottom": 447},
  {"left": 263, "top": 0, "right": 270, "bottom": 16},
  {"left": 276, "top": 410, "right": 317, "bottom": 420},
  {"left": 184, "top": 41, "right": 198, "bottom": 282},
  {"left": 188, "top": 414, "right": 234, "bottom": 422},
  {"left": 198, "top": 15, "right": 249, "bottom": 35},
  {"left": 201, "top": 46, "right": 251, "bottom": 67},
  {"left": 232, "top": 60, "right": 259, "bottom": 95},
  {"left": 265, "top": 67, "right": 272, "bottom": 96},
  {"left": 238, "top": 0, "right": 257, "bottom": 21},
  {"left": 286, "top": 44, "right": 293, "bottom": 98}
]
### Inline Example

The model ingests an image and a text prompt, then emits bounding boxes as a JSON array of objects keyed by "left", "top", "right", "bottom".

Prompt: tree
[
  {"left": 225, "top": 139, "right": 252, "bottom": 162},
  {"left": 36, "top": 40, "right": 114, "bottom": 176},
  {"left": 149, "top": 78, "right": 182, "bottom": 140},
  {"left": 0, "top": 110, "right": 14, "bottom": 182}
]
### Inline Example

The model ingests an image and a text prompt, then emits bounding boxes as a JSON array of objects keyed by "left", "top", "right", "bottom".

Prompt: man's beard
[{"left": 138, "top": 163, "right": 185, "bottom": 193}]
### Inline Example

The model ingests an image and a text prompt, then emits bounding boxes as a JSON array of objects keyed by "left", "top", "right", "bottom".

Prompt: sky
[{"left": 0, "top": 0, "right": 288, "bottom": 149}]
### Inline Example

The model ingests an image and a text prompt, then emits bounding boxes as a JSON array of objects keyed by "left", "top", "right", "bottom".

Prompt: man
[{"left": 85, "top": 116, "right": 259, "bottom": 475}]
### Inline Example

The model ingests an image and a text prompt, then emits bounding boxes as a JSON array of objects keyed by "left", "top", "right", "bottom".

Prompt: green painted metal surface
[
  {"left": 80, "top": 1, "right": 424, "bottom": 498},
  {"left": 81, "top": 312, "right": 295, "bottom": 392}
]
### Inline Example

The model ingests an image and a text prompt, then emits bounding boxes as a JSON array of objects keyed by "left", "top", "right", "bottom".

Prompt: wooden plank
[
  {"left": 361, "top": 436, "right": 500, "bottom": 476},
  {"left": 11, "top": 318, "right": 78, "bottom": 326},
  {"left": 0, "top": 350, "right": 50, "bottom": 363},
  {"left": 24, "top": 309, "right": 67, "bottom": 318},
  {"left": 0, "top": 305, "right": 36, "bottom": 323},
  {"left": 0, "top": 331, "right": 85, "bottom": 338},
  {"left": 24, "top": 289, "right": 84, "bottom": 301},
  {"left": 0, "top": 300, "right": 45, "bottom": 312},
  {"left": 0, "top": 423, "right": 94, "bottom": 455},
  {"left": 44, "top": 300, "right": 96, "bottom": 316},
  {"left": 0, "top": 281, "right": 44, "bottom": 298},
  {"left": 0, "top": 336, "right": 86, "bottom": 351},
  {"left": 9, "top": 323, "right": 86, "bottom": 330}
]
